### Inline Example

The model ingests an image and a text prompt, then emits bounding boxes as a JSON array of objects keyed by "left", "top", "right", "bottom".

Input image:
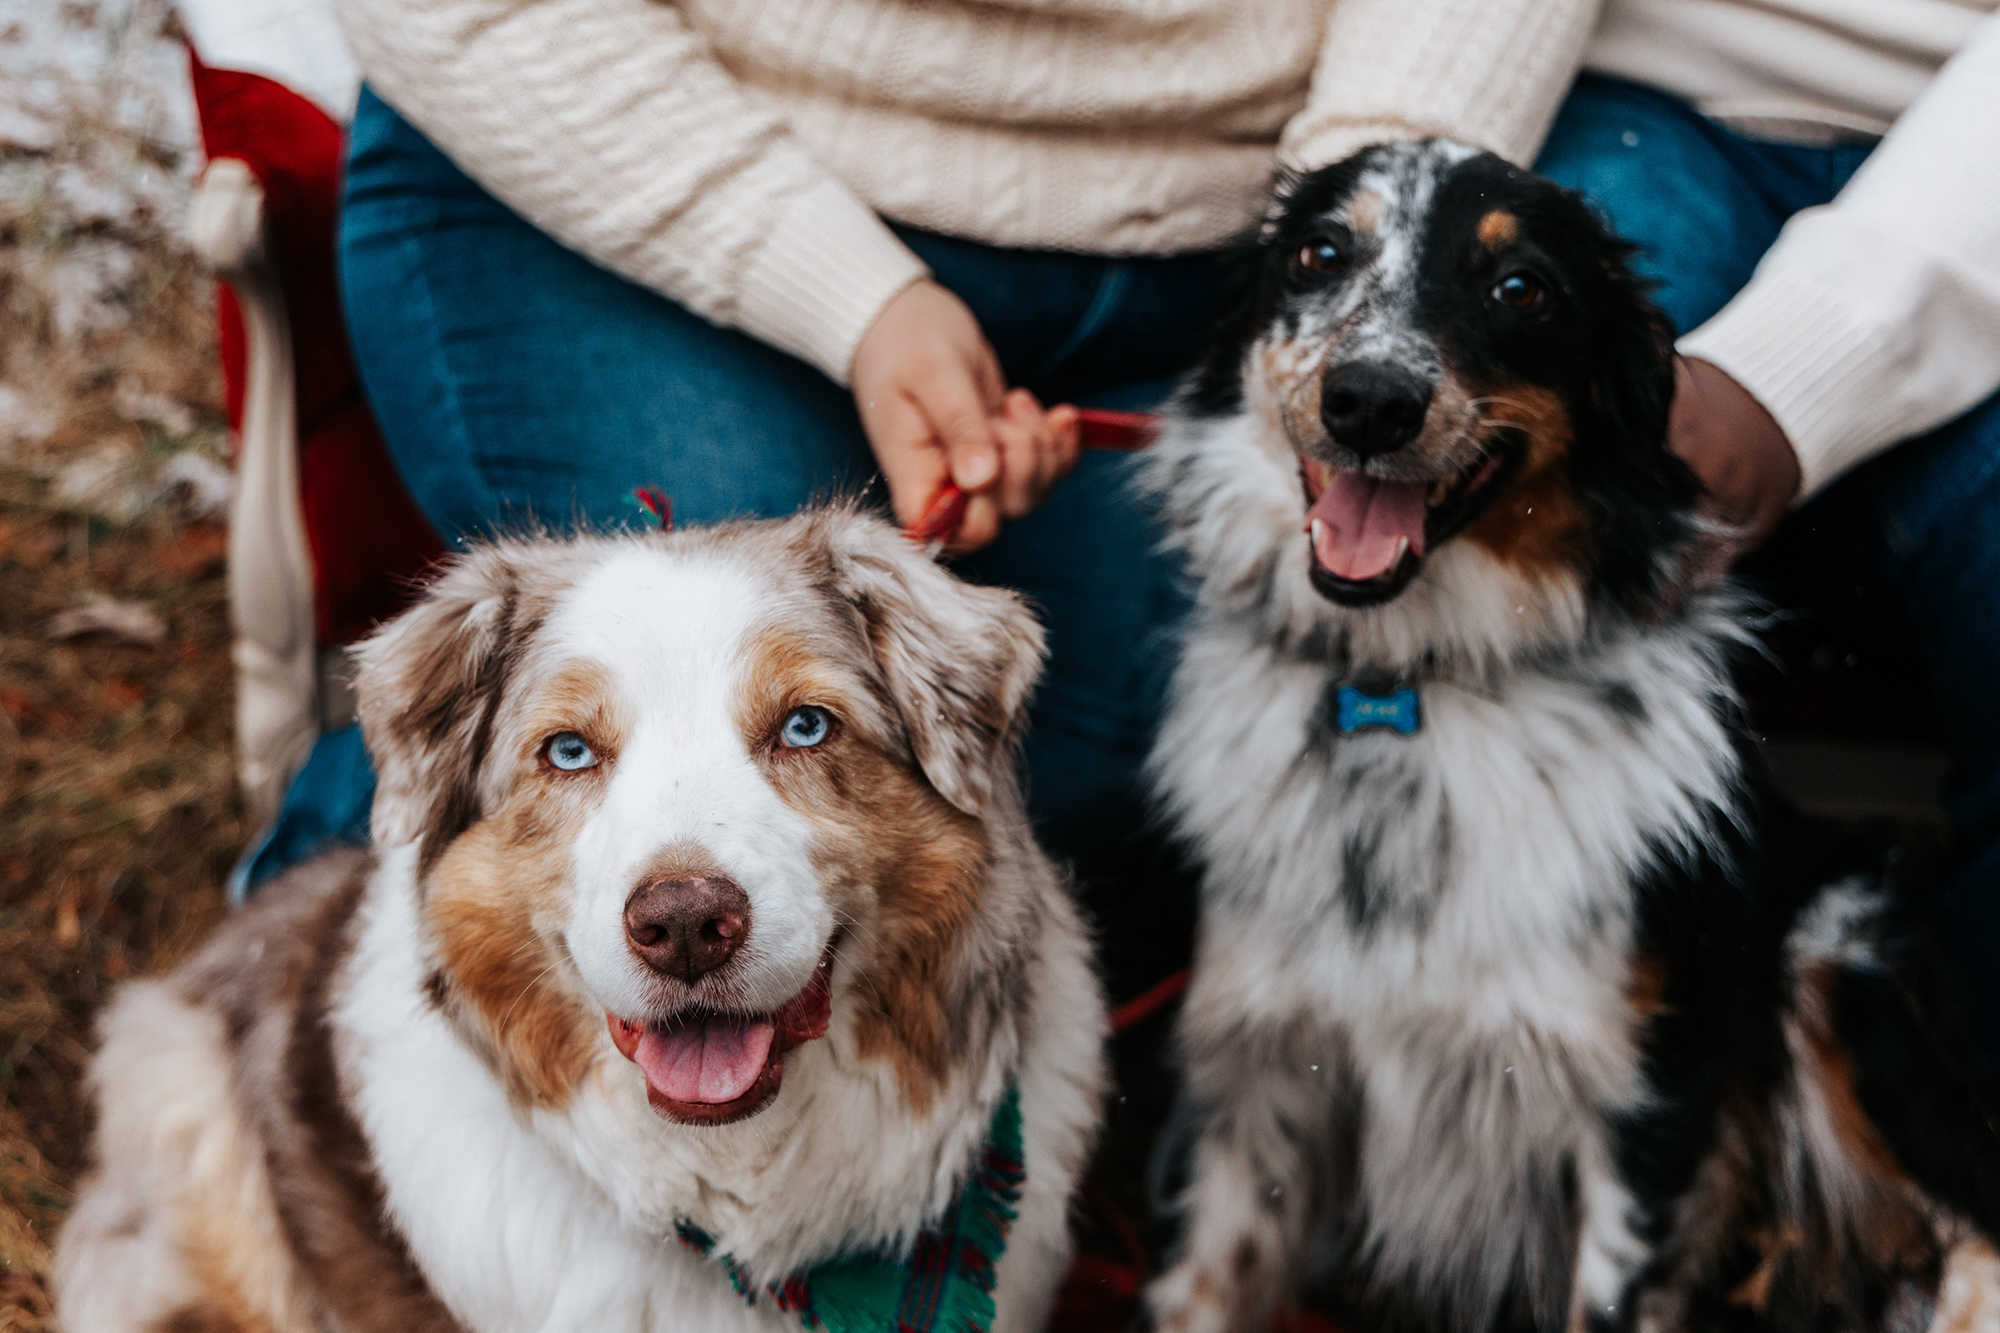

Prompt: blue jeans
[
  {"left": 1538, "top": 75, "right": 2000, "bottom": 1036},
  {"left": 247, "top": 88, "right": 1224, "bottom": 963}
]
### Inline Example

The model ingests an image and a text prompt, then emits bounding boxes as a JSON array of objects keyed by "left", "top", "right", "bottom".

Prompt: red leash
[
  {"left": 903, "top": 403, "right": 1343, "bottom": 1333},
  {"left": 1052, "top": 964, "right": 1345, "bottom": 1333},
  {"left": 1109, "top": 968, "right": 1189, "bottom": 1034},
  {"left": 1071, "top": 407, "right": 1161, "bottom": 452},
  {"left": 906, "top": 407, "right": 1161, "bottom": 549}
]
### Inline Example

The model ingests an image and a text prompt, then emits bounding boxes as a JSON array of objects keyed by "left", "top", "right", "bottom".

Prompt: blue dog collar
[{"left": 1335, "top": 684, "right": 1421, "bottom": 736}]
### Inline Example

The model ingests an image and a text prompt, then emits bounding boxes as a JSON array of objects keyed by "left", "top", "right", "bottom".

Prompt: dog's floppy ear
[
  {"left": 353, "top": 543, "right": 529, "bottom": 872},
  {"left": 1588, "top": 238, "right": 1680, "bottom": 456},
  {"left": 820, "top": 511, "right": 1047, "bottom": 817},
  {"left": 1572, "top": 220, "right": 1702, "bottom": 604}
]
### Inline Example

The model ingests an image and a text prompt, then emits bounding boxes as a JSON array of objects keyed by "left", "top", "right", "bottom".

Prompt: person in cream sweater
[
  {"left": 319, "top": 0, "right": 1595, "bottom": 969},
  {"left": 1534, "top": 2, "right": 2000, "bottom": 1041}
]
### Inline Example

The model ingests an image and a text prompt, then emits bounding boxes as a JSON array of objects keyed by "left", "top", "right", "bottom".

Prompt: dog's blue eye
[
  {"left": 1493, "top": 272, "right": 1546, "bottom": 308},
  {"left": 1297, "top": 239, "right": 1346, "bottom": 275},
  {"left": 778, "top": 706, "right": 832, "bottom": 749},
  {"left": 545, "top": 731, "right": 598, "bottom": 771}
]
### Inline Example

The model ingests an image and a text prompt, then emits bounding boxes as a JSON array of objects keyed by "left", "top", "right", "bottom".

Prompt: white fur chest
[
  {"left": 331, "top": 850, "right": 1017, "bottom": 1332},
  {"left": 1154, "top": 608, "right": 1744, "bottom": 1304},
  {"left": 1154, "top": 608, "right": 1741, "bottom": 1048}
]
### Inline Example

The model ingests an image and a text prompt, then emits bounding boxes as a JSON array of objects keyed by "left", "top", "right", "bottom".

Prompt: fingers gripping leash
[{"left": 905, "top": 408, "right": 1159, "bottom": 555}]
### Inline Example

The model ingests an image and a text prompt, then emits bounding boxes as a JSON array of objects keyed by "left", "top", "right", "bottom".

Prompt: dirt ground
[
  {"left": 0, "top": 287, "right": 236, "bottom": 1332},
  {"left": 1, "top": 4, "right": 237, "bottom": 1326}
]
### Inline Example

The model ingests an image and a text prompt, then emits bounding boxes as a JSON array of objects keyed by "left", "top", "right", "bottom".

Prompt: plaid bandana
[{"left": 674, "top": 1086, "right": 1025, "bottom": 1333}]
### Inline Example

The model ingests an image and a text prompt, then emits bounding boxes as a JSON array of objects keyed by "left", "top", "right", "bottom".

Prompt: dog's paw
[{"left": 1144, "top": 1260, "right": 1249, "bottom": 1333}]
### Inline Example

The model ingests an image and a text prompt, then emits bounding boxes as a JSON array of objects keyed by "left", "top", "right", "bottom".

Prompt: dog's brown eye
[
  {"left": 1296, "top": 239, "right": 1347, "bottom": 276},
  {"left": 1492, "top": 273, "right": 1546, "bottom": 308}
]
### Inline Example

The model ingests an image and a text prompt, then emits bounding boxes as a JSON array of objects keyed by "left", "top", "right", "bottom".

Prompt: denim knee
[{"left": 1535, "top": 75, "right": 1787, "bottom": 333}]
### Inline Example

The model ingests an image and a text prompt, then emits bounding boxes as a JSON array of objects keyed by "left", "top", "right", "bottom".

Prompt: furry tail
[{"left": 53, "top": 980, "right": 309, "bottom": 1333}]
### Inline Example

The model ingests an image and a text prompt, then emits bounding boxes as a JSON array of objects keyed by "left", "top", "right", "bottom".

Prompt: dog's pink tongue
[
  {"left": 635, "top": 1015, "right": 776, "bottom": 1105},
  {"left": 1308, "top": 469, "right": 1427, "bottom": 579}
]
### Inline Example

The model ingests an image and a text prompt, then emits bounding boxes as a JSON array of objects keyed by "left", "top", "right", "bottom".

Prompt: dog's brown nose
[{"left": 623, "top": 873, "right": 751, "bottom": 983}]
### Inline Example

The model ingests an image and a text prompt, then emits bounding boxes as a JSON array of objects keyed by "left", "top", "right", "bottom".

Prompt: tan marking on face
[
  {"left": 1478, "top": 209, "right": 1520, "bottom": 251},
  {"left": 1251, "top": 334, "right": 1335, "bottom": 454},
  {"left": 1266, "top": 341, "right": 1498, "bottom": 483},
  {"left": 515, "top": 658, "right": 624, "bottom": 769},
  {"left": 150, "top": 1304, "right": 257, "bottom": 1333},
  {"left": 422, "top": 662, "right": 620, "bottom": 1110},
  {"left": 738, "top": 624, "right": 990, "bottom": 1111},
  {"left": 1461, "top": 383, "right": 1588, "bottom": 576},
  {"left": 732, "top": 624, "right": 878, "bottom": 755},
  {"left": 426, "top": 810, "right": 600, "bottom": 1108},
  {"left": 1625, "top": 952, "right": 1669, "bottom": 1022},
  {"left": 1347, "top": 190, "right": 1384, "bottom": 234}
]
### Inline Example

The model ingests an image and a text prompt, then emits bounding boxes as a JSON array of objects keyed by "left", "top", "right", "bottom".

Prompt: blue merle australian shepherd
[{"left": 1141, "top": 141, "right": 2000, "bottom": 1333}]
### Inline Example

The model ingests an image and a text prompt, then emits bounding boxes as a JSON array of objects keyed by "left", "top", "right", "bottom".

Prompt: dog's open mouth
[
  {"left": 607, "top": 948, "right": 834, "bottom": 1125},
  {"left": 1299, "top": 439, "right": 1518, "bottom": 606}
]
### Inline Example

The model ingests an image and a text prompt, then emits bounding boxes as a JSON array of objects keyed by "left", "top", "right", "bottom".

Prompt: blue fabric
[
  {"left": 248, "top": 86, "right": 1227, "bottom": 899},
  {"left": 1539, "top": 74, "right": 2000, "bottom": 1038},
  {"left": 1537, "top": 75, "right": 1876, "bottom": 336},
  {"left": 231, "top": 724, "right": 374, "bottom": 898}
]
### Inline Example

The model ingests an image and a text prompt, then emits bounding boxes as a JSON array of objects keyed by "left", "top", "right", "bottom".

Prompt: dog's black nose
[
  {"left": 624, "top": 873, "right": 751, "bottom": 983},
  {"left": 1320, "top": 362, "right": 1433, "bottom": 458}
]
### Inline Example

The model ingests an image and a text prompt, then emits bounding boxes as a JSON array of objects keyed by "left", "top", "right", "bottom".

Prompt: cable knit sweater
[
  {"left": 1587, "top": 0, "right": 2000, "bottom": 496},
  {"left": 336, "top": 0, "right": 1596, "bottom": 385}
]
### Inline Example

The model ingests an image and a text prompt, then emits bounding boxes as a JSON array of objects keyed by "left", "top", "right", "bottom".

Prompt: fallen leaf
[
  {"left": 48, "top": 594, "right": 166, "bottom": 646},
  {"left": 0, "top": 516, "right": 64, "bottom": 568},
  {"left": 155, "top": 523, "right": 228, "bottom": 580},
  {"left": 53, "top": 897, "right": 79, "bottom": 949}
]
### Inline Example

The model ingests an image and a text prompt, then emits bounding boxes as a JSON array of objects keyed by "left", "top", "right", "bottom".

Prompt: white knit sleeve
[
  {"left": 337, "top": 0, "right": 928, "bottom": 385},
  {"left": 1279, "top": 0, "right": 1604, "bottom": 170},
  {"left": 1678, "top": 13, "right": 2000, "bottom": 498}
]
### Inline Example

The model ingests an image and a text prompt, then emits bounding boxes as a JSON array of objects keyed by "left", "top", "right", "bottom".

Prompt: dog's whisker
[
  {"left": 498, "top": 961, "right": 563, "bottom": 1031},
  {"left": 70, "top": 508, "right": 1103, "bottom": 1329}
]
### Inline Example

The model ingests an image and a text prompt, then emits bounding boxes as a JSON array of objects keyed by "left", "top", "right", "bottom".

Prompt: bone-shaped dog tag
[{"left": 1336, "top": 685, "right": 1421, "bottom": 736}]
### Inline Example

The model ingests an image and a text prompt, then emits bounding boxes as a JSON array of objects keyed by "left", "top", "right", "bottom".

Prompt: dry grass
[
  {"left": 0, "top": 464, "right": 240, "bottom": 1316},
  {"left": 1, "top": 4, "right": 237, "bottom": 1325},
  {"left": 0, "top": 377, "right": 239, "bottom": 1330}
]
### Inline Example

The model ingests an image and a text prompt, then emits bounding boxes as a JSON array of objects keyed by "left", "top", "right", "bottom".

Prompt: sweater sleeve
[
  {"left": 1280, "top": 0, "right": 1604, "bottom": 170},
  {"left": 1678, "top": 13, "right": 2000, "bottom": 498},
  {"left": 337, "top": 0, "right": 928, "bottom": 385}
]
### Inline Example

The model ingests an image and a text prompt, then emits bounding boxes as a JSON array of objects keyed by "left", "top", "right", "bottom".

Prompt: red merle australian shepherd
[
  {"left": 1140, "top": 141, "right": 2000, "bottom": 1333},
  {"left": 53, "top": 509, "right": 1105, "bottom": 1333}
]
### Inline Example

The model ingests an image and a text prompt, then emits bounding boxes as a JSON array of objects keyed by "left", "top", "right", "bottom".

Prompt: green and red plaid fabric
[{"left": 674, "top": 1084, "right": 1025, "bottom": 1333}]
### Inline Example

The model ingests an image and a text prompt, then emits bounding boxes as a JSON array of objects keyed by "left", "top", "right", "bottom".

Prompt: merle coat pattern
[{"left": 1142, "top": 140, "right": 2000, "bottom": 1333}]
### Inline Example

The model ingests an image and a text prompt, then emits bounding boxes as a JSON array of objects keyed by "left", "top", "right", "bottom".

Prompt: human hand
[
  {"left": 851, "top": 279, "right": 1082, "bottom": 554},
  {"left": 1668, "top": 355, "right": 1801, "bottom": 588}
]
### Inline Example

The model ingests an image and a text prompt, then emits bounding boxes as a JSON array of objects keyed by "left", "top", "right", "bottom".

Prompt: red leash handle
[
  {"left": 905, "top": 407, "right": 1161, "bottom": 550},
  {"left": 907, "top": 482, "right": 973, "bottom": 550},
  {"left": 1072, "top": 407, "right": 1161, "bottom": 452},
  {"left": 1109, "top": 968, "right": 1188, "bottom": 1034}
]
